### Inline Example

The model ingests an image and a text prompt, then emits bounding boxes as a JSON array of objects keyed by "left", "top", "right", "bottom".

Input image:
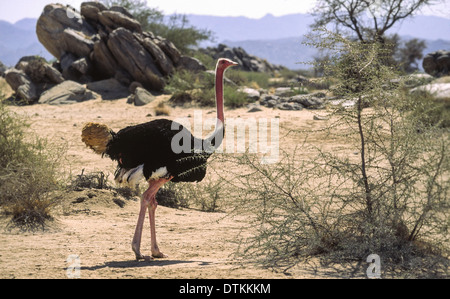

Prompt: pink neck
[
  {"left": 215, "top": 66, "right": 225, "bottom": 124},
  {"left": 202, "top": 63, "right": 226, "bottom": 151}
]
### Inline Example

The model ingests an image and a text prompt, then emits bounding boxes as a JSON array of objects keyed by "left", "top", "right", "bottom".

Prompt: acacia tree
[
  {"left": 312, "top": 0, "right": 437, "bottom": 43},
  {"left": 396, "top": 38, "right": 427, "bottom": 72},
  {"left": 224, "top": 29, "right": 449, "bottom": 277}
]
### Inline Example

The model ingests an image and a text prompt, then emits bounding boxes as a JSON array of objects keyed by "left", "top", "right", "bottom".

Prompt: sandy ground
[{"left": 0, "top": 93, "right": 355, "bottom": 279}]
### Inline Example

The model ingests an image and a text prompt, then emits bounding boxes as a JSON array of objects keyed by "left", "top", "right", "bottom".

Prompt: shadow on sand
[{"left": 81, "top": 259, "right": 211, "bottom": 271}]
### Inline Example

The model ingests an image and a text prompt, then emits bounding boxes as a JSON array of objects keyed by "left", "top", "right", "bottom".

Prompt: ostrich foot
[
  {"left": 151, "top": 250, "right": 167, "bottom": 258},
  {"left": 132, "top": 244, "right": 153, "bottom": 261},
  {"left": 134, "top": 252, "right": 153, "bottom": 262},
  {"left": 143, "top": 255, "right": 153, "bottom": 262}
]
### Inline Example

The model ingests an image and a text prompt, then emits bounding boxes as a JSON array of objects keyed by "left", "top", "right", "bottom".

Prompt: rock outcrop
[
  {"left": 35, "top": 2, "right": 186, "bottom": 92},
  {"left": 423, "top": 50, "right": 450, "bottom": 77},
  {"left": 201, "top": 44, "right": 285, "bottom": 73},
  {"left": 5, "top": 56, "right": 64, "bottom": 103},
  {"left": 260, "top": 92, "right": 327, "bottom": 110}
]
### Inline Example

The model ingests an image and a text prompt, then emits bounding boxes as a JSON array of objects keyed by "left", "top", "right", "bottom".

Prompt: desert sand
[{"left": 0, "top": 94, "right": 356, "bottom": 279}]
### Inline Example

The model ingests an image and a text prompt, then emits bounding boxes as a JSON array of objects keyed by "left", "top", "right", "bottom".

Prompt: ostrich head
[{"left": 217, "top": 58, "right": 239, "bottom": 70}]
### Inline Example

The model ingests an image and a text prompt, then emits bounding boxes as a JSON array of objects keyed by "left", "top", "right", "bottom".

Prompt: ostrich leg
[
  {"left": 132, "top": 177, "right": 171, "bottom": 260},
  {"left": 132, "top": 195, "right": 148, "bottom": 261},
  {"left": 148, "top": 196, "right": 167, "bottom": 258}
]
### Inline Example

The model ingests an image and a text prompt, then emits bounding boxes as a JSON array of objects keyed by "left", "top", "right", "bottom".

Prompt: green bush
[
  {"left": 226, "top": 70, "right": 271, "bottom": 89},
  {"left": 166, "top": 70, "right": 249, "bottom": 108},
  {"left": 190, "top": 51, "right": 216, "bottom": 70},
  {"left": 155, "top": 182, "right": 190, "bottom": 209},
  {"left": 0, "top": 102, "right": 63, "bottom": 230},
  {"left": 223, "top": 85, "right": 251, "bottom": 108},
  {"left": 157, "top": 177, "right": 224, "bottom": 212},
  {"left": 408, "top": 90, "right": 450, "bottom": 128}
]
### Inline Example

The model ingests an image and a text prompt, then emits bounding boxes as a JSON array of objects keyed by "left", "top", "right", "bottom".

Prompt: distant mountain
[
  {"left": 0, "top": 13, "right": 448, "bottom": 70},
  {"left": 223, "top": 37, "right": 314, "bottom": 70},
  {"left": 0, "top": 18, "right": 52, "bottom": 66},
  {"left": 188, "top": 13, "right": 450, "bottom": 70},
  {"left": 224, "top": 37, "right": 450, "bottom": 71},
  {"left": 391, "top": 15, "right": 450, "bottom": 41},
  {"left": 188, "top": 13, "right": 450, "bottom": 45},
  {"left": 13, "top": 18, "right": 40, "bottom": 31},
  {"left": 187, "top": 13, "right": 315, "bottom": 43}
]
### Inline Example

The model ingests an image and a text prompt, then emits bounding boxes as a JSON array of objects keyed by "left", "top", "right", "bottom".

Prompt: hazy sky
[{"left": 0, "top": 0, "right": 449, "bottom": 23}]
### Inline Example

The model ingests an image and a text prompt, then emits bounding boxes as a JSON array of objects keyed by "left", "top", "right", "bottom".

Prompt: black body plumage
[{"left": 105, "top": 119, "right": 221, "bottom": 183}]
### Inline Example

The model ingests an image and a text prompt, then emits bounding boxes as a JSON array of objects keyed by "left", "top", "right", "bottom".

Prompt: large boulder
[
  {"left": 127, "top": 87, "right": 156, "bottom": 106},
  {"left": 36, "top": 4, "right": 97, "bottom": 60},
  {"left": 177, "top": 56, "right": 206, "bottom": 73},
  {"left": 152, "top": 35, "right": 181, "bottom": 65},
  {"left": 107, "top": 28, "right": 164, "bottom": 91},
  {"left": 238, "top": 87, "right": 260, "bottom": 101},
  {"left": 80, "top": 1, "right": 107, "bottom": 23},
  {"left": 16, "top": 56, "right": 64, "bottom": 85},
  {"left": 139, "top": 36, "right": 174, "bottom": 76},
  {"left": 91, "top": 39, "right": 118, "bottom": 78},
  {"left": 411, "top": 83, "right": 450, "bottom": 100},
  {"left": 4, "top": 69, "right": 38, "bottom": 103},
  {"left": 86, "top": 78, "right": 129, "bottom": 100},
  {"left": 423, "top": 50, "right": 450, "bottom": 77},
  {"left": 98, "top": 10, "right": 142, "bottom": 33},
  {"left": 38, "top": 80, "right": 96, "bottom": 104}
]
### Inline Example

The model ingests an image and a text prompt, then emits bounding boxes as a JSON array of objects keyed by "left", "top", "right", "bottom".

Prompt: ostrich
[{"left": 81, "top": 58, "right": 238, "bottom": 260}]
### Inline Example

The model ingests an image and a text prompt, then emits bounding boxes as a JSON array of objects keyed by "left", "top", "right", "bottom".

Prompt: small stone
[
  {"left": 313, "top": 115, "right": 329, "bottom": 121},
  {"left": 247, "top": 103, "right": 263, "bottom": 112}
]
